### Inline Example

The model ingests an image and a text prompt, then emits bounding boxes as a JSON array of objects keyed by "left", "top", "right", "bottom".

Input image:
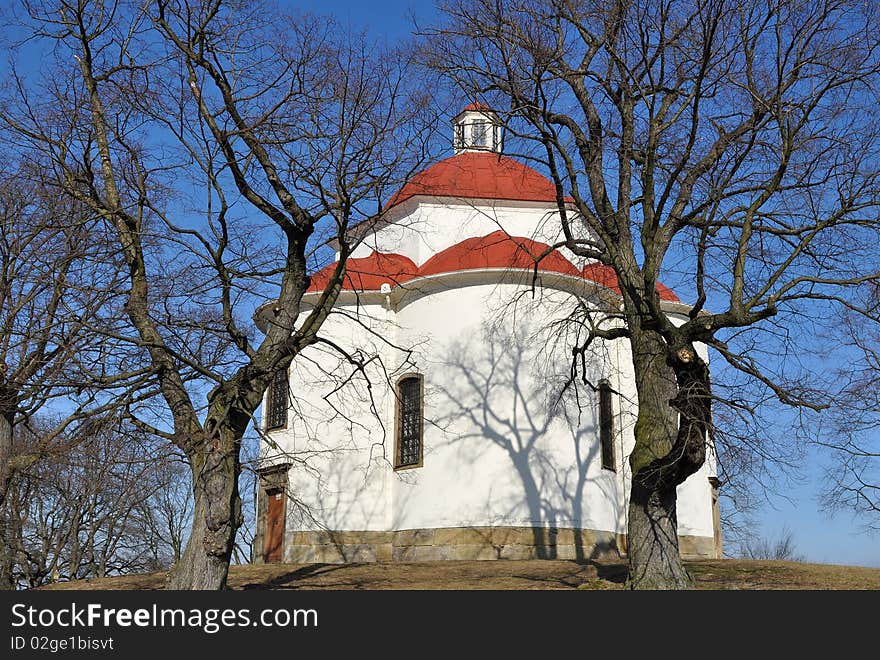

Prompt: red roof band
[
  {"left": 306, "top": 252, "right": 418, "bottom": 293},
  {"left": 307, "top": 231, "right": 680, "bottom": 303},
  {"left": 419, "top": 231, "right": 579, "bottom": 278}
]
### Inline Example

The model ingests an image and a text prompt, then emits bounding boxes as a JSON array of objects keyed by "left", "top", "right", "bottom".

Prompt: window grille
[
  {"left": 599, "top": 381, "right": 615, "bottom": 471},
  {"left": 396, "top": 375, "right": 423, "bottom": 468},
  {"left": 266, "top": 368, "right": 288, "bottom": 430},
  {"left": 471, "top": 120, "right": 489, "bottom": 147}
]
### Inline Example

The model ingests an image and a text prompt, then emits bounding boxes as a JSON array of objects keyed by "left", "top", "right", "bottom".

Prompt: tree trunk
[
  {"left": 167, "top": 437, "right": 241, "bottom": 590},
  {"left": 624, "top": 325, "right": 708, "bottom": 589},
  {"left": 627, "top": 481, "right": 691, "bottom": 589},
  {"left": 0, "top": 410, "right": 15, "bottom": 589},
  {"left": 0, "top": 409, "right": 13, "bottom": 508},
  {"left": 0, "top": 513, "right": 15, "bottom": 590}
]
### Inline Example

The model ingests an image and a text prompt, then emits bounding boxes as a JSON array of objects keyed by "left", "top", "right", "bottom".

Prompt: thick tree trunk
[
  {"left": 0, "top": 409, "right": 13, "bottom": 508},
  {"left": 0, "top": 410, "right": 15, "bottom": 589},
  {"left": 627, "top": 482, "right": 691, "bottom": 589},
  {"left": 625, "top": 325, "right": 709, "bottom": 589},
  {"left": 0, "top": 514, "right": 15, "bottom": 590},
  {"left": 167, "top": 437, "right": 242, "bottom": 590}
]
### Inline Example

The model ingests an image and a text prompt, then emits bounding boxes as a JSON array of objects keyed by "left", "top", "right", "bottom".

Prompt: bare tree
[
  {"left": 2, "top": 420, "right": 189, "bottom": 588},
  {"left": 0, "top": 166, "right": 120, "bottom": 506},
  {"left": 0, "top": 162, "right": 127, "bottom": 589},
  {"left": 821, "top": 287, "right": 880, "bottom": 533},
  {"left": 135, "top": 451, "right": 194, "bottom": 569},
  {"left": 738, "top": 525, "right": 804, "bottom": 562},
  {"left": 428, "top": 0, "right": 880, "bottom": 587},
  {"left": 1, "top": 0, "right": 433, "bottom": 588}
]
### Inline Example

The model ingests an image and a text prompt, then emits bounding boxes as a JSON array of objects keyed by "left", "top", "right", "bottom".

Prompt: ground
[{"left": 36, "top": 559, "right": 880, "bottom": 590}]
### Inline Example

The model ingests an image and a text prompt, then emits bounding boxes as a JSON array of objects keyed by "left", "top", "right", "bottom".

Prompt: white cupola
[{"left": 452, "top": 102, "right": 501, "bottom": 154}]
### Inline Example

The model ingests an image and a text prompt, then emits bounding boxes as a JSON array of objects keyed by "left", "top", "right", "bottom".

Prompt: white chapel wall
[{"left": 350, "top": 200, "right": 594, "bottom": 269}]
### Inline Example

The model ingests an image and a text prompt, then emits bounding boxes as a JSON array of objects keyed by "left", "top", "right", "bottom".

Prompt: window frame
[
  {"left": 598, "top": 379, "right": 616, "bottom": 472},
  {"left": 470, "top": 119, "right": 489, "bottom": 148},
  {"left": 266, "top": 367, "right": 289, "bottom": 431},
  {"left": 393, "top": 373, "right": 424, "bottom": 470}
]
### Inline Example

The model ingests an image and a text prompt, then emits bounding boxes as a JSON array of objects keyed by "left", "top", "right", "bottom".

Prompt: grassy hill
[{"left": 36, "top": 558, "right": 880, "bottom": 590}]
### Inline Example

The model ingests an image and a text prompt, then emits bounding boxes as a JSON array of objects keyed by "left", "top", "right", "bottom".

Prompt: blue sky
[
  {"left": 290, "top": 0, "right": 878, "bottom": 568},
  {"left": 279, "top": 0, "right": 434, "bottom": 36},
  {"left": 2, "top": 0, "right": 873, "bottom": 568}
]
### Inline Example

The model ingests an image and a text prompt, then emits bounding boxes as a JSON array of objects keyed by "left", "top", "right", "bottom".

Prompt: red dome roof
[
  {"left": 419, "top": 231, "right": 579, "bottom": 278},
  {"left": 307, "top": 251, "right": 417, "bottom": 293},
  {"left": 387, "top": 152, "right": 568, "bottom": 208}
]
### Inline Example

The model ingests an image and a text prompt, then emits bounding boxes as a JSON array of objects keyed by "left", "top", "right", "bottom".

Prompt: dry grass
[{"left": 35, "top": 558, "right": 880, "bottom": 591}]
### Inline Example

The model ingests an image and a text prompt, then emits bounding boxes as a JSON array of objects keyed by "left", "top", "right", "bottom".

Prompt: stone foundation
[
  {"left": 278, "top": 526, "right": 718, "bottom": 564},
  {"left": 678, "top": 533, "right": 719, "bottom": 559}
]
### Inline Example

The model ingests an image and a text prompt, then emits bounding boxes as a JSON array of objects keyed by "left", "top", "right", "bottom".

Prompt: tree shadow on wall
[
  {"left": 431, "top": 325, "right": 621, "bottom": 561},
  {"left": 283, "top": 453, "right": 390, "bottom": 563}
]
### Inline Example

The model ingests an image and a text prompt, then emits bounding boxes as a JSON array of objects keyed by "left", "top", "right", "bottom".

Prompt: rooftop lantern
[{"left": 452, "top": 102, "right": 501, "bottom": 154}]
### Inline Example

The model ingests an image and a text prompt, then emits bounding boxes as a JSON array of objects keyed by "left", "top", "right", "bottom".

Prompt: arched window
[
  {"left": 395, "top": 374, "right": 424, "bottom": 469},
  {"left": 266, "top": 368, "right": 288, "bottom": 430},
  {"left": 598, "top": 380, "right": 615, "bottom": 471}
]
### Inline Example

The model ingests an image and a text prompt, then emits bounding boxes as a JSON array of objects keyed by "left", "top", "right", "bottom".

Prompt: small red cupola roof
[
  {"left": 306, "top": 251, "right": 418, "bottom": 293},
  {"left": 456, "top": 100, "right": 493, "bottom": 115},
  {"left": 419, "top": 230, "right": 579, "bottom": 278},
  {"left": 387, "top": 152, "right": 568, "bottom": 208}
]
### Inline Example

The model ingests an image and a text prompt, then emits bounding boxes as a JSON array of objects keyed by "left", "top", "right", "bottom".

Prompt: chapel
[{"left": 254, "top": 104, "right": 722, "bottom": 564}]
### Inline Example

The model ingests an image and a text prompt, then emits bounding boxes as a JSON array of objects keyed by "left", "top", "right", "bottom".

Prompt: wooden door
[{"left": 265, "top": 489, "right": 285, "bottom": 563}]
